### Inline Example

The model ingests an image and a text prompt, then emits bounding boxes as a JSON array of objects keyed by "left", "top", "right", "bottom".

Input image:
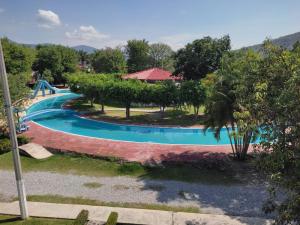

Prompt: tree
[
  {"left": 0, "top": 38, "right": 33, "bottom": 135},
  {"left": 66, "top": 73, "right": 117, "bottom": 112},
  {"left": 41, "top": 69, "right": 54, "bottom": 83},
  {"left": 152, "top": 80, "right": 178, "bottom": 113},
  {"left": 149, "top": 43, "right": 174, "bottom": 71},
  {"left": 0, "top": 73, "right": 30, "bottom": 135},
  {"left": 32, "top": 45, "right": 78, "bottom": 84},
  {"left": 239, "top": 42, "right": 300, "bottom": 224},
  {"left": 91, "top": 48, "right": 127, "bottom": 74},
  {"left": 1, "top": 37, "right": 35, "bottom": 75},
  {"left": 173, "top": 36, "right": 231, "bottom": 80},
  {"left": 126, "top": 39, "right": 150, "bottom": 73},
  {"left": 180, "top": 80, "right": 206, "bottom": 116},
  {"left": 204, "top": 50, "right": 260, "bottom": 160},
  {"left": 109, "top": 79, "right": 143, "bottom": 118},
  {"left": 78, "top": 50, "right": 89, "bottom": 66}
]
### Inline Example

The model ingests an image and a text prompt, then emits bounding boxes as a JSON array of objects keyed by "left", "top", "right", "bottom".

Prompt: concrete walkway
[{"left": 0, "top": 201, "right": 273, "bottom": 225}]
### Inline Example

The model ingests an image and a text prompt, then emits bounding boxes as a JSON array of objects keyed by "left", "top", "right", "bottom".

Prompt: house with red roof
[{"left": 123, "top": 68, "right": 181, "bottom": 83}]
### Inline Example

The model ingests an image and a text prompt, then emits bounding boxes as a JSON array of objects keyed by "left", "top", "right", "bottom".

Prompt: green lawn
[
  {"left": 0, "top": 152, "right": 240, "bottom": 184},
  {"left": 66, "top": 98, "right": 206, "bottom": 127},
  {"left": 0, "top": 215, "right": 73, "bottom": 225},
  {"left": 25, "top": 195, "right": 200, "bottom": 213}
]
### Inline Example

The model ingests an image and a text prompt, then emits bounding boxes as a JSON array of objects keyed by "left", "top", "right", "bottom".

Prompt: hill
[
  {"left": 246, "top": 32, "right": 300, "bottom": 51},
  {"left": 72, "top": 45, "right": 98, "bottom": 53}
]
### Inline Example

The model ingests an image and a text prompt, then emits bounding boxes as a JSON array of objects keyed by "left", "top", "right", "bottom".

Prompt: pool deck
[{"left": 23, "top": 121, "right": 237, "bottom": 164}]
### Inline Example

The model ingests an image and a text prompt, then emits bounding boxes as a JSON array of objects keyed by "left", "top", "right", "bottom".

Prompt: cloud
[
  {"left": 0, "top": 8, "right": 5, "bottom": 13},
  {"left": 159, "top": 33, "right": 200, "bottom": 50},
  {"left": 65, "top": 25, "right": 109, "bottom": 41},
  {"left": 37, "top": 9, "right": 61, "bottom": 28},
  {"left": 65, "top": 25, "right": 125, "bottom": 49}
]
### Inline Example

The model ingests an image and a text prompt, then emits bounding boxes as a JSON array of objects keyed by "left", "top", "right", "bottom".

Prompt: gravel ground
[{"left": 0, "top": 170, "right": 271, "bottom": 218}]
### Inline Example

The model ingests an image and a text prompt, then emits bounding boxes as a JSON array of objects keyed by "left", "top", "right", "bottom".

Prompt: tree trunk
[
  {"left": 90, "top": 98, "right": 94, "bottom": 107},
  {"left": 194, "top": 105, "right": 199, "bottom": 117},
  {"left": 101, "top": 103, "right": 104, "bottom": 113},
  {"left": 126, "top": 105, "right": 130, "bottom": 119}
]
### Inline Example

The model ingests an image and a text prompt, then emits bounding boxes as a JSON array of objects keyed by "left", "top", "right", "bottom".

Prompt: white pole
[{"left": 0, "top": 40, "right": 28, "bottom": 219}]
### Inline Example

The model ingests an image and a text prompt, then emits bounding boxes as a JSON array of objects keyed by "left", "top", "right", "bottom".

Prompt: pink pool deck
[{"left": 23, "top": 121, "right": 237, "bottom": 164}]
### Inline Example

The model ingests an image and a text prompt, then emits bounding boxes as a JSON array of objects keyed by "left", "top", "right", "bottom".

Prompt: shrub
[
  {"left": 73, "top": 209, "right": 89, "bottom": 225},
  {"left": 0, "top": 138, "right": 11, "bottom": 154},
  {"left": 17, "top": 135, "right": 30, "bottom": 145},
  {"left": 106, "top": 212, "right": 118, "bottom": 225}
]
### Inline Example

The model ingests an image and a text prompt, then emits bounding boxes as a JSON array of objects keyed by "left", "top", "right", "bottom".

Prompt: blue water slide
[{"left": 32, "top": 80, "right": 58, "bottom": 98}]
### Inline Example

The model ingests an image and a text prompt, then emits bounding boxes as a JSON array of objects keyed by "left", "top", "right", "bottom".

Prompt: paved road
[{"left": 0, "top": 170, "right": 272, "bottom": 218}]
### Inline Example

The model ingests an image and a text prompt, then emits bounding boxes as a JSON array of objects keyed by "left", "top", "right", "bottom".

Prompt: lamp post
[{"left": 0, "top": 40, "right": 28, "bottom": 219}]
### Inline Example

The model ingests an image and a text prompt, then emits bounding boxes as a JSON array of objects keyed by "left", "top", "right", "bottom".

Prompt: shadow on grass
[
  {"left": 83, "top": 110, "right": 207, "bottom": 127},
  {"left": 0, "top": 217, "right": 21, "bottom": 223}
]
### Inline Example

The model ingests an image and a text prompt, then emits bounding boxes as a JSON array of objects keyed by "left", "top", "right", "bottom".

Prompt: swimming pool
[{"left": 25, "top": 93, "right": 234, "bottom": 145}]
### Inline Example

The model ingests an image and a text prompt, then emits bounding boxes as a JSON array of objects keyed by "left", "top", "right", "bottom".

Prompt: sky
[{"left": 0, "top": 0, "right": 300, "bottom": 50}]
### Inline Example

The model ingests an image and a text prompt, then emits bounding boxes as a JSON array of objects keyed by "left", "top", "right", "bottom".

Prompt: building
[{"left": 123, "top": 68, "right": 181, "bottom": 83}]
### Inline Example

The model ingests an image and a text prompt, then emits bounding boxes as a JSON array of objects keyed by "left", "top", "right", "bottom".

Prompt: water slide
[{"left": 32, "top": 80, "right": 58, "bottom": 98}]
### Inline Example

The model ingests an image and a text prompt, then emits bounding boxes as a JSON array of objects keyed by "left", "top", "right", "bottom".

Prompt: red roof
[{"left": 123, "top": 68, "right": 180, "bottom": 81}]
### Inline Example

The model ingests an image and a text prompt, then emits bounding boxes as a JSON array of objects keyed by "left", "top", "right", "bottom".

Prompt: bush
[
  {"left": 0, "top": 138, "right": 11, "bottom": 154},
  {"left": 17, "top": 135, "right": 30, "bottom": 145},
  {"left": 73, "top": 209, "right": 89, "bottom": 225},
  {"left": 106, "top": 212, "right": 118, "bottom": 225}
]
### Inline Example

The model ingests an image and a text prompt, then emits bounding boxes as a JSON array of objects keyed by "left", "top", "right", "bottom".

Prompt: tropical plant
[{"left": 204, "top": 50, "right": 260, "bottom": 160}]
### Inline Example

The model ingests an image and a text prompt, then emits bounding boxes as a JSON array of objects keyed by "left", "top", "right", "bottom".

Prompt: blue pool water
[{"left": 25, "top": 93, "right": 233, "bottom": 145}]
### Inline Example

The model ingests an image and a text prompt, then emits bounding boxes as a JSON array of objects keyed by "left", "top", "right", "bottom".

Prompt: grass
[
  {"left": 83, "top": 182, "right": 103, "bottom": 189},
  {"left": 0, "top": 215, "right": 73, "bottom": 225},
  {"left": 66, "top": 98, "right": 206, "bottom": 127},
  {"left": 25, "top": 195, "right": 200, "bottom": 213},
  {"left": 0, "top": 152, "right": 241, "bottom": 184}
]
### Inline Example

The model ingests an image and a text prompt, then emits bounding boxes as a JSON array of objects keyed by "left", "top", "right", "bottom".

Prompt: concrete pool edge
[{"left": 23, "top": 121, "right": 238, "bottom": 163}]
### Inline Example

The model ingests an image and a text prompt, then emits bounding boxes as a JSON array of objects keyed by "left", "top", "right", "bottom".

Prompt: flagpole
[{"left": 0, "top": 40, "right": 28, "bottom": 219}]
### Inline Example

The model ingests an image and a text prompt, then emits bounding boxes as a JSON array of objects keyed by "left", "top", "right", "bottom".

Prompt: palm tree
[{"left": 204, "top": 77, "right": 253, "bottom": 160}]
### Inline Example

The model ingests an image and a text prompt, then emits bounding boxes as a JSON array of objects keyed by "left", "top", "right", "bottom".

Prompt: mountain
[
  {"left": 72, "top": 45, "right": 98, "bottom": 53},
  {"left": 245, "top": 32, "right": 300, "bottom": 51},
  {"left": 8, "top": 39, "right": 98, "bottom": 54}
]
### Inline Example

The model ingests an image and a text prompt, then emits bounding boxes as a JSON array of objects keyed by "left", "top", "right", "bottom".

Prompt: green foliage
[
  {"left": 1, "top": 37, "right": 35, "bottom": 75},
  {"left": 0, "top": 138, "right": 11, "bottom": 154},
  {"left": 239, "top": 41, "right": 300, "bottom": 224},
  {"left": 204, "top": 50, "right": 261, "bottom": 160},
  {"left": 91, "top": 47, "right": 127, "bottom": 74},
  {"left": 0, "top": 73, "right": 30, "bottom": 135},
  {"left": 41, "top": 69, "right": 54, "bottom": 83},
  {"left": 180, "top": 80, "right": 206, "bottom": 115},
  {"left": 151, "top": 81, "right": 178, "bottom": 112},
  {"left": 174, "top": 35, "right": 231, "bottom": 80},
  {"left": 108, "top": 79, "right": 145, "bottom": 118},
  {"left": 207, "top": 41, "right": 300, "bottom": 223},
  {"left": 126, "top": 39, "right": 150, "bottom": 72},
  {"left": 73, "top": 210, "right": 89, "bottom": 225},
  {"left": 106, "top": 212, "right": 118, "bottom": 225},
  {"left": 66, "top": 72, "right": 117, "bottom": 110},
  {"left": 17, "top": 135, "right": 30, "bottom": 145},
  {"left": 77, "top": 50, "right": 90, "bottom": 66},
  {"left": 32, "top": 44, "right": 78, "bottom": 84},
  {"left": 149, "top": 43, "right": 174, "bottom": 71}
]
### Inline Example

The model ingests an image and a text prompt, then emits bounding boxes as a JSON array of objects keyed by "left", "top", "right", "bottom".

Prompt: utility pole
[{"left": 0, "top": 40, "right": 28, "bottom": 219}]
